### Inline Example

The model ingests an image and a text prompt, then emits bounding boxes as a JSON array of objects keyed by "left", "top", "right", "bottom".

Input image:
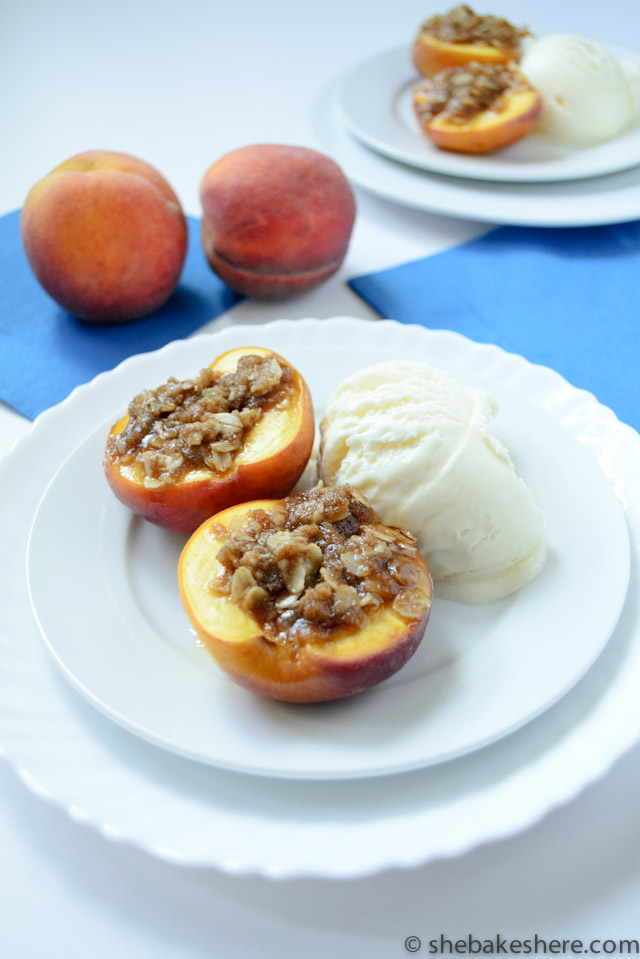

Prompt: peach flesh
[
  {"left": 413, "top": 34, "right": 520, "bottom": 78},
  {"left": 178, "top": 499, "right": 433, "bottom": 703},
  {"left": 103, "top": 347, "right": 315, "bottom": 534},
  {"left": 415, "top": 87, "right": 542, "bottom": 154}
]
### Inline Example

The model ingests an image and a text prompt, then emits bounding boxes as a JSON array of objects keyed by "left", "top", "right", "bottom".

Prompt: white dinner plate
[
  {"left": 312, "top": 72, "right": 640, "bottom": 226},
  {"left": 25, "top": 320, "right": 630, "bottom": 780},
  {"left": 340, "top": 45, "right": 640, "bottom": 183},
  {"left": 2, "top": 318, "right": 640, "bottom": 878}
]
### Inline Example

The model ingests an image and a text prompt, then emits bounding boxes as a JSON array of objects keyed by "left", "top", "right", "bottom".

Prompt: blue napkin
[
  {"left": 0, "top": 210, "right": 241, "bottom": 420},
  {"left": 349, "top": 224, "right": 640, "bottom": 433}
]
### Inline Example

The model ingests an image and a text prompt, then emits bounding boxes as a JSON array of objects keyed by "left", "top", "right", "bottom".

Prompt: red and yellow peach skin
[{"left": 21, "top": 150, "right": 187, "bottom": 321}]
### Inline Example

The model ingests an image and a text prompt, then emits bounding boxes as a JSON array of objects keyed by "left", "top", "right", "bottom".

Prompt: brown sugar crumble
[
  {"left": 419, "top": 4, "right": 529, "bottom": 49},
  {"left": 106, "top": 354, "right": 293, "bottom": 487},
  {"left": 413, "top": 62, "right": 530, "bottom": 124},
  {"left": 212, "top": 485, "right": 432, "bottom": 644}
]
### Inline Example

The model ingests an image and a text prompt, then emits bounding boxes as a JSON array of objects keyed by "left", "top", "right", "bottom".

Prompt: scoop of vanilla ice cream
[
  {"left": 319, "top": 361, "right": 547, "bottom": 605},
  {"left": 520, "top": 33, "right": 634, "bottom": 145},
  {"left": 621, "top": 59, "right": 640, "bottom": 120}
]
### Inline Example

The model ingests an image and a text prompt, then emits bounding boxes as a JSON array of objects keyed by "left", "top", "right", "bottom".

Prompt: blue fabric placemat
[
  {"left": 349, "top": 224, "right": 640, "bottom": 433},
  {"left": 0, "top": 210, "right": 241, "bottom": 420}
]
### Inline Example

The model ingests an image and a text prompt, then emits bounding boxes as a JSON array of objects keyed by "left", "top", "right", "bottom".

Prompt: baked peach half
[
  {"left": 412, "top": 5, "right": 529, "bottom": 78},
  {"left": 178, "top": 485, "right": 433, "bottom": 703},
  {"left": 413, "top": 34, "right": 518, "bottom": 77},
  {"left": 413, "top": 63, "right": 541, "bottom": 154},
  {"left": 104, "top": 347, "right": 314, "bottom": 534}
]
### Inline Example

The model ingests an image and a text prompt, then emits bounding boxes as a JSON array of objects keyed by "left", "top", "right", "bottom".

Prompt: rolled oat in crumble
[
  {"left": 106, "top": 354, "right": 293, "bottom": 488},
  {"left": 419, "top": 5, "right": 529, "bottom": 49},
  {"left": 413, "top": 62, "right": 530, "bottom": 124},
  {"left": 213, "top": 485, "right": 432, "bottom": 644}
]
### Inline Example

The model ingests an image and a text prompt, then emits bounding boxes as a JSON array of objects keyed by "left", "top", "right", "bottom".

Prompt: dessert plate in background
[
  {"left": 340, "top": 45, "right": 640, "bottom": 183},
  {"left": 313, "top": 71, "right": 640, "bottom": 226},
  {"left": 25, "top": 319, "right": 629, "bottom": 780}
]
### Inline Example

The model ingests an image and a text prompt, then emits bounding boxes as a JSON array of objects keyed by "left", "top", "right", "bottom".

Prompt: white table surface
[{"left": 2, "top": 1, "right": 640, "bottom": 956}]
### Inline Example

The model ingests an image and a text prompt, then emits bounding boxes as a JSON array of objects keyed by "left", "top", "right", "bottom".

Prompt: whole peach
[
  {"left": 199, "top": 144, "right": 356, "bottom": 298},
  {"left": 21, "top": 150, "right": 188, "bottom": 322}
]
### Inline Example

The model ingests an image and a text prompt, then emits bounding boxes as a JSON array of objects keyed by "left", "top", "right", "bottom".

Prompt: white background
[{"left": 1, "top": 1, "right": 640, "bottom": 956}]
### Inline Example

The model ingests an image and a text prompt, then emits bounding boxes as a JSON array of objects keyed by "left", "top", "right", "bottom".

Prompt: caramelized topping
[
  {"left": 413, "top": 62, "right": 531, "bottom": 123},
  {"left": 419, "top": 4, "right": 529, "bottom": 49},
  {"left": 106, "top": 354, "right": 293, "bottom": 487},
  {"left": 213, "top": 485, "right": 432, "bottom": 644}
]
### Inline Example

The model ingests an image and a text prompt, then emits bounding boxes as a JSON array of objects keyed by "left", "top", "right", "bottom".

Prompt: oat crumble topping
[
  {"left": 413, "top": 62, "right": 530, "bottom": 124},
  {"left": 419, "top": 4, "right": 529, "bottom": 49},
  {"left": 106, "top": 354, "right": 293, "bottom": 487},
  {"left": 212, "top": 485, "right": 432, "bottom": 644}
]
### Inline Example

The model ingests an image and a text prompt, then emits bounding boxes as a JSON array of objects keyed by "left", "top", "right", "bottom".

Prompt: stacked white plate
[
  {"left": 311, "top": 45, "right": 640, "bottom": 226},
  {"left": 1, "top": 317, "right": 639, "bottom": 879}
]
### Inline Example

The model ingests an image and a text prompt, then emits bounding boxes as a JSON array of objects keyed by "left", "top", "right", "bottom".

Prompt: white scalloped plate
[
  {"left": 340, "top": 45, "right": 640, "bottom": 183},
  {"left": 0, "top": 318, "right": 639, "bottom": 878},
  {"left": 312, "top": 74, "right": 640, "bottom": 226},
  {"left": 23, "top": 320, "right": 629, "bottom": 779}
]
